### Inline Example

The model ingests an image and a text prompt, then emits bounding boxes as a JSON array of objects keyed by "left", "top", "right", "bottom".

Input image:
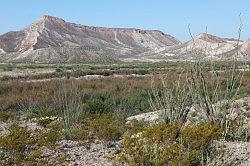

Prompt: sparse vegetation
[
  {"left": 0, "top": 61, "right": 249, "bottom": 165},
  {"left": 0, "top": 122, "right": 66, "bottom": 165},
  {"left": 113, "top": 122, "right": 222, "bottom": 166}
]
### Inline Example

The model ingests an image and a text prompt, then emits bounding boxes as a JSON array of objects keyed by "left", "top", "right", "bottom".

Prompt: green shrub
[
  {"left": 0, "top": 110, "right": 16, "bottom": 122},
  {"left": 37, "top": 118, "right": 53, "bottom": 127},
  {"left": 0, "top": 82, "right": 11, "bottom": 95},
  {"left": 55, "top": 68, "right": 63, "bottom": 72},
  {"left": 62, "top": 125, "right": 88, "bottom": 141},
  {"left": 80, "top": 113, "right": 126, "bottom": 141},
  {"left": 0, "top": 122, "right": 35, "bottom": 165},
  {"left": 85, "top": 99, "right": 108, "bottom": 114},
  {"left": 114, "top": 122, "right": 222, "bottom": 166},
  {"left": 181, "top": 122, "right": 222, "bottom": 150},
  {"left": 37, "top": 121, "right": 63, "bottom": 147},
  {"left": 0, "top": 122, "right": 66, "bottom": 165},
  {"left": 3, "top": 66, "right": 13, "bottom": 71}
]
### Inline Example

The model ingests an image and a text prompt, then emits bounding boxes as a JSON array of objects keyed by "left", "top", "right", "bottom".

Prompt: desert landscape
[{"left": 0, "top": 1, "right": 250, "bottom": 166}]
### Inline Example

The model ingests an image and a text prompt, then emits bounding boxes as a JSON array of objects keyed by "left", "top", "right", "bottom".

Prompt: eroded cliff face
[
  {"left": 137, "top": 33, "right": 246, "bottom": 60},
  {"left": 0, "top": 15, "right": 249, "bottom": 63},
  {"left": 0, "top": 15, "right": 180, "bottom": 63}
]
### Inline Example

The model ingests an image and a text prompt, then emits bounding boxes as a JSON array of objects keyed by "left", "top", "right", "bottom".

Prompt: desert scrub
[
  {"left": 0, "top": 110, "right": 16, "bottom": 122},
  {"left": 60, "top": 113, "right": 126, "bottom": 141},
  {"left": 62, "top": 125, "right": 88, "bottom": 141},
  {"left": 36, "top": 121, "right": 63, "bottom": 147},
  {"left": 0, "top": 121, "right": 66, "bottom": 165},
  {"left": 149, "top": 73, "right": 193, "bottom": 125},
  {"left": 84, "top": 99, "right": 108, "bottom": 114},
  {"left": 36, "top": 116, "right": 60, "bottom": 127},
  {"left": 80, "top": 113, "right": 126, "bottom": 141},
  {"left": 181, "top": 122, "right": 222, "bottom": 151},
  {"left": 113, "top": 122, "right": 222, "bottom": 166},
  {"left": 94, "top": 113, "right": 126, "bottom": 141},
  {"left": 0, "top": 122, "right": 32, "bottom": 165},
  {"left": 225, "top": 117, "right": 250, "bottom": 141}
]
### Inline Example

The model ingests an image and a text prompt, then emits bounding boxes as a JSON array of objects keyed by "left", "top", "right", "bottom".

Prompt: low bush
[
  {"left": 0, "top": 121, "right": 66, "bottom": 165},
  {"left": 37, "top": 116, "right": 60, "bottom": 127},
  {"left": 91, "top": 118, "right": 125, "bottom": 141},
  {"left": 181, "top": 122, "right": 222, "bottom": 150},
  {"left": 84, "top": 99, "right": 108, "bottom": 114},
  {"left": 62, "top": 125, "right": 88, "bottom": 141},
  {"left": 80, "top": 113, "right": 126, "bottom": 141},
  {"left": 0, "top": 123, "right": 32, "bottom": 165},
  {"left": 59, "top": 113, "right": 126, "bottom": 141},
  {"left": 114, "top": 122, "right": 222, "bottom": 166},
  {"left": 37, "top": 121, "right": 63, "bottom": 147},
  {"left": 0, "top": 110, "right": 16, "bottom": 122}
]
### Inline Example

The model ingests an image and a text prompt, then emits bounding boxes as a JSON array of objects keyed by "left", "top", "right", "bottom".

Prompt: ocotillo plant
[
  {"left": 150, "top": 18, "right": 247, "bottom": 140},
  {"left": 53, "top": 79, "right": 83, "bottom": 129},
  {"left": 149, "top": 71, "right": 193, "bottom": 125}
]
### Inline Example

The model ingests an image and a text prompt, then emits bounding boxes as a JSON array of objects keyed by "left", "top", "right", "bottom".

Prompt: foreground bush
[
  {"left": 113, "top": 122, "right": 222, "bottom": 166},
  {"left": 87, "top": 113, "right": 126, "bottom": 141},
  {"left": 62, "top": 113, "right": 126, "bottom": 141},
  {"left": 0, "top": 110, "right": 16, "bottom": 122},
  {"left": 0, "top": 122, "right": 65, "bottom": 165}
]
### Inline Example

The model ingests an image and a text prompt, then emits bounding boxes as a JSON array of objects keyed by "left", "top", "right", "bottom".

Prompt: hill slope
[
  {"left": 0, "top": 15, "right": 180, "bottom": 63},
  {"left": 137, "top": 33, "right": 245, "bottom": 60}
]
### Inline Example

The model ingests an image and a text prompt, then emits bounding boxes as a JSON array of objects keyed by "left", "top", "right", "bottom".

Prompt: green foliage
[
  {"left": 125, "top": 120, "right": 150, "bottom": 135},
  {"left": 37, "top": 121, "right": 63, "bottom": 147},
  {"left": 181, "top": 122, "right": 222, "bottom": 150},
  {"left": 59, "top": 113, "right": 127, "bottom": 141},
  {"left": 0, "top": 121, "right": 66, "bottom": 165},
  {"left": 114, "top": 122, "right": 222, "bottom": 166},
  {"left": 89, "top": 114, "right": 126, "bottom": 141},
  {"left": 150, "top": 75, "right": 193, "bottom": 124},
  {"left": 55, "top": 68, "right": 63, "bottom": 72},
  {"left": 62, "top": 125, "right": 88, "bottom": 141},
  {"left": 1, "top": 64, "right": 14, "bottom": 71},
  {"left": 0, "top": 82, "right": 11, "bottom": 95},
  {"left": 0, "top": 123, "right": 32, "bottom": 165},
  {"left": 0, "top": 110, "right": 16, "bottom": 122},
  {"left": 84, "top": 99, "right": 108, "bottom": 114},
  {"left": 79, "top": 113, "right": 126, "bottom": 141}
]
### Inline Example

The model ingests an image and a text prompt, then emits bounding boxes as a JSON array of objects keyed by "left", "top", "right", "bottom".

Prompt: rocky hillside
[
  {"left": 0, "top": 15, "right": 180, "bottom": 63},
  {"left": 137, "top": 33, "right": 246, "bottom": 60},
  {"left": 0, "top": 15, "right": 249, "bottom": 63}
]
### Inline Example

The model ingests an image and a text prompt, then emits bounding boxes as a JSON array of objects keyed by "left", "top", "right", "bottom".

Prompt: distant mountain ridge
[
  {"left": 135, "top": 33, "right": 247, "bottom": 60},
  {"left": 0, "top": 15, "right": 249, "bottom": 63},
  {"left": 0, "top": 15, "right": 180, "bottom": 63}
]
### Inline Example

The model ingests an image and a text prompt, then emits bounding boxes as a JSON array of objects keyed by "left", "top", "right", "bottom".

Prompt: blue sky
[{"left": 0, "top": 0, "right": 249, "bottom": 41}]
